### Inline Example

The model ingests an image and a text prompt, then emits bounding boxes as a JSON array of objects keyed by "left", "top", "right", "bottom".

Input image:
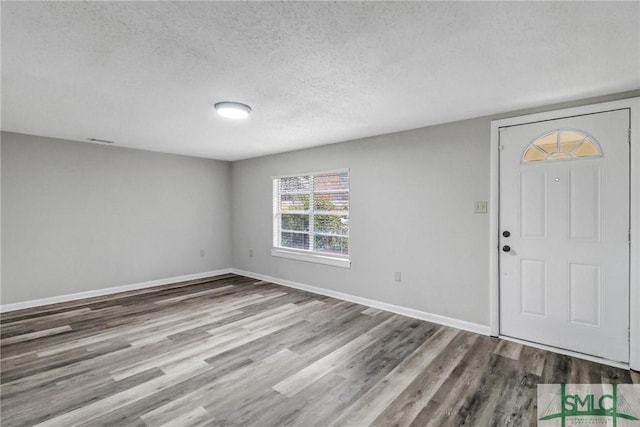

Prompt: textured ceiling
[{"left": 2, "top": 1, "right": 639, "bottom": 161}]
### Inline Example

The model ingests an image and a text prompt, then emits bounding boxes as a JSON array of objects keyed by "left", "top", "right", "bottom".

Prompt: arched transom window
[{"left": 522, "top": 130, "right": 603, "bottom": 163}]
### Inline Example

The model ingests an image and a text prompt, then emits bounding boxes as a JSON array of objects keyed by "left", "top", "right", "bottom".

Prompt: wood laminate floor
[{"left": 1, "top": 274, "right": 638, "bottom": 426}]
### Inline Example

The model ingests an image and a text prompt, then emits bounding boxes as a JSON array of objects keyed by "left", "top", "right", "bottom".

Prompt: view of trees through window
[{"left": 274, "top": 171, "right": 349, "bottom": 256}]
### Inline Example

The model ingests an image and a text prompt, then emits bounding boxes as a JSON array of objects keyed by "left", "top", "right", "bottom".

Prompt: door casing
[{"left": 489, "top": 97, "right": 640, "bottom": 370}]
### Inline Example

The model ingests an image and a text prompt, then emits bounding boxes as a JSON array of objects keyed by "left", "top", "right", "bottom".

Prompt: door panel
[
  {"left": 569, "top": 167, "right": 601, "bottom": 241},
  {"left": 569, "top": 263, "right": 601, "bottom": 327},
  {"left": 520, "top": 169, "right": 547, "bottom": 238},
  {"left": 499, "top": 109, "right": 630, "bottom": 362},
  {"left": 520, "top": 259, "right": 547, "bottom": 316}
]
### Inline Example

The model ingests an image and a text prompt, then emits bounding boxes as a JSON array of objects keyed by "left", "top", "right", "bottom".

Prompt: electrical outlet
[
  {"left": 249, "top": 249, "right": 253, "bottom": 257},
  {"left": 200, "top": 249, "right": 205, "bottom": 257},
  {"left": 474, "top": 201, "right": 488, "bottom": 213},
  {"left": 394, "top": 272, "right": 401, "bottom": 282}
]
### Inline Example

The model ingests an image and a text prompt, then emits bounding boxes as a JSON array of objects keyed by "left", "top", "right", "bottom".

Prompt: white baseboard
[
  {"left": 0, "top": 268, "right": 232, "bottom": 313},
  {"left": 231, "top": 268, "right": 491, "bottom": 336}
]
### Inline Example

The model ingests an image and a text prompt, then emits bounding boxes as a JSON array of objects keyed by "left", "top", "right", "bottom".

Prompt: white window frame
[{"left": 271, "top": 168, "right": 351, "bottom": 269}]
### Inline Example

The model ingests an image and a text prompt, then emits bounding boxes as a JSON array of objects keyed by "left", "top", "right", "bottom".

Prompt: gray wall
[
  {"left": 1, "top": 132, "right": 231, "bottom": 304},
  {"left": 231, "top": 90, "right": 640, "bottom": 327},
  {"left": 3, "top": 90, "right": 637, "bottom": 318},
  {"left": 231, "top": 117, "right": 491, "bottom": 325}
]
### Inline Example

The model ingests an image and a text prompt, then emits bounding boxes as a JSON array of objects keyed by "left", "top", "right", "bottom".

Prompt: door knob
[
  {"left": 502, "top": 231, "right": 511, "bottom": 238},
  {"left": 502, "top": 245, "right": 511, "bottom": 252}
]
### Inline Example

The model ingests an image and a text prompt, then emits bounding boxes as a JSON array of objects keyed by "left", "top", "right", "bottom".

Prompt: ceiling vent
[{"left": 88, "top": 138, "right": 114, "bottom": 144}]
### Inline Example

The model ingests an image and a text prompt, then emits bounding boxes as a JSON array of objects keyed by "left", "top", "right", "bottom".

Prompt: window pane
[
  {"left": 523, "top": 147, "right": 546, "bottom": 162},
  {"left": 275, "top": 171, "right": 350, "bottom": 260},
  {"left": 559, "top": 131, "right": 585, "bottom": 152},
  {"left": 315, "top": 215, "right": 348, "bottom": 235},
  {"left": 281, "top": 232, "right": 309, "bottom": 250},
  {"left": 279, "top": 176, "right": 311, "bottom": 193},
  {"left": 573, "top": 139, "right": 599, "bottom": 157},
  {"left": 281, "top": 214, "right": 309, "bottom": 232},
  {"left": 315, "top": 235, "right": 348, "bottom": 255},
  {"left": 280, "top": 194, "right": 310, "bottom": 211},
  {"left": 314, "top": 172, "right": 349, "bottom": 191},
  {"left": 534, "top": 133, "right": 557, "bottom": 154},
  {"left": 522, "top": 130, "right": 602, "bottom": 163},
  {"left": 314, "top": 192, "right": 349, "bottom": 211}
]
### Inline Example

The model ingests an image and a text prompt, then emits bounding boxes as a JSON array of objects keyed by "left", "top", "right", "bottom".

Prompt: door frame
[{"left": 489, "top": 97, "right": 640, "bottom": 370}]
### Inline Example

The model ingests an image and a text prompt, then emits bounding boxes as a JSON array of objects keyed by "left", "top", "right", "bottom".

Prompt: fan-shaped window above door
[{"left": 521, "top": 130, "right": 603, "bottom": 163}]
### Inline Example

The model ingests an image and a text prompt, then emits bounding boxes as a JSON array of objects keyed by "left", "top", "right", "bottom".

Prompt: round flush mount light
[{"left": 214, "top": 101, "right": 252, "bottom": 119}]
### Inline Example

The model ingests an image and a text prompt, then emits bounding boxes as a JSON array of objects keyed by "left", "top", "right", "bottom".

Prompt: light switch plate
[{"left": 474, "top": 201, "right": 488, "bottom": 213}]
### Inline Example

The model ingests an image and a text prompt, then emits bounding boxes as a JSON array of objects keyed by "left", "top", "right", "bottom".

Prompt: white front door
[{"left": 499, "top": 109, "right": 630, "bottom": 363}]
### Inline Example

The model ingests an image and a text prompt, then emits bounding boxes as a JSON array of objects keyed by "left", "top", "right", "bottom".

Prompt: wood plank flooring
[{"left": 1, "top": 274, "right": 637, "bottom": 426}]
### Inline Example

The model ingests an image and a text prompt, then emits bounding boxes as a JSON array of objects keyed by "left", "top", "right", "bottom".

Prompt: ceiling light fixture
[{"left": 214, "top": 101, "right": 252, "bottom": 119}]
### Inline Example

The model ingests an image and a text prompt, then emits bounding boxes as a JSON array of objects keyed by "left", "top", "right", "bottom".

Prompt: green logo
[{"left": 539, "top": 384, "right": 640, "bottom": 426}]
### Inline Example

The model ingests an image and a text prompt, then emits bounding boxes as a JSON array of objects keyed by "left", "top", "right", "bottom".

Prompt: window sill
[{"left": 271, "top": 248, "right": 351, "bottom": 269}]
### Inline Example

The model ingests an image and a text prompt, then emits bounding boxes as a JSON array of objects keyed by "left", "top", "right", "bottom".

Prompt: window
[
  {"left": 522, "top": 130, "right": 603, "bottom": 163},
  {"left": 272, "top": 170, "right": 350, "bottom": 268}
]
